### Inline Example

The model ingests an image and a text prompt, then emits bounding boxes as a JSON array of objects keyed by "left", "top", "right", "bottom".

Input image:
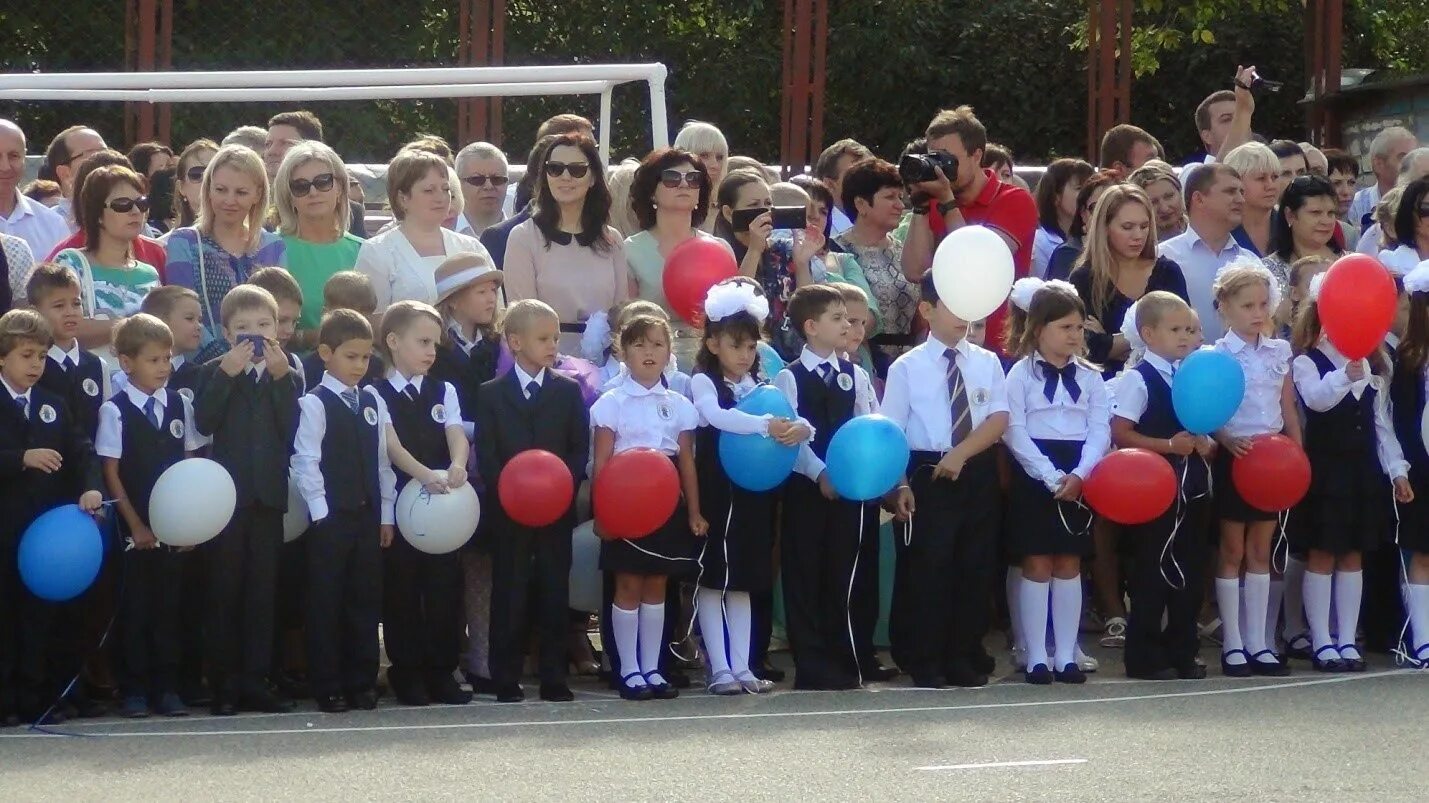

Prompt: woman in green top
[
  {"left": 275, "top": 141, "right": 364, "bottom": 348},
  {"left": 53, "top": 164, "right": 162, "bottom": 351}
]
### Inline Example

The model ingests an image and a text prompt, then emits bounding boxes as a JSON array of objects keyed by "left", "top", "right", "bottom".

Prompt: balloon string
[
  {"left": 673, "top": 488, "right": 736, "bottom": 665},
  {"left": 901, "top": 464, "right": 936, "bottom": 547},
  {"left": 845, "top": 506, "right": 864, "bottom": 687},
  {"left": 1273, "top": 509, "right": 1290, "bottom": 576},
  {"left": 1159, "top": 458, "right": 1189, "bottom": 591},
  {"left": 1390, "top": 487, "right": 1423, "bottom": 668}
]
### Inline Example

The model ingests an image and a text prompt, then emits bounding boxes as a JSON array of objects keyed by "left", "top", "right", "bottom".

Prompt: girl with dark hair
[
  {"left": 1045, "top": 170, "right": 1122, "bottom": 282},
  {"left": 1381, "top": 177, "right": 1429, "bottom": 275},
  {"left": 504, "top": 133, "right": 629, "bottom": 355},
  {"left": 1033, "top": 158, "right": 1094, "bottom": 277}
]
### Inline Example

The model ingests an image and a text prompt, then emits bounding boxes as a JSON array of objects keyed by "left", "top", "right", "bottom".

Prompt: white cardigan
[{"left": 355, "top": 225, "right": 490, "bottom": 309}]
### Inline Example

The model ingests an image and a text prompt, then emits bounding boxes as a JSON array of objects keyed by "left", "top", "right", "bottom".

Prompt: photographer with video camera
[{"left": 900, "top": 106, "right": 1036, "bottom": 355}]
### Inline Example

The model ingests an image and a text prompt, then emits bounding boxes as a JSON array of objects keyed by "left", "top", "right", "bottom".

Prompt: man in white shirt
[
  {"left": 1159, "top": 163, "right": 1260, "bottom": 342},
  {"left": 42, "top": 124, "right": 108, "bottom": 231},
  {"left": 0, "top": 120, "right": 69, "bottom": 260},
  {"left": 453, "top": 142, "right": 509, "bottom": 237},
  {"left": 1350, "top": 126, "right": 1418, "bottom": 232}
]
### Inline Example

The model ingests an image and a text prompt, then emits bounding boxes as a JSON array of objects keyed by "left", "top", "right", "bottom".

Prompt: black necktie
[
  {"left": 144, "top": 397, "right": 161, "bottom": 429},
  {"left": 525, "top": 381, "right": 541, "bottom": 401},
  {"left": 15, "top": 396, "right": 27, "bottom": 420},
  {"left": 63, "top": 356, "right": 75, "bottom": 373},
  {"left": 817, "top": 363, "right": 835, "bottom": 387},
  {"left": 1039, "top": 360, "right": 1081, "bottom": 403},
  {"left": 403, "top": 385, "right": 419, "bottom": 403},
  {"left": 944, "top": 349, "right": 972, "bottom": 443}
]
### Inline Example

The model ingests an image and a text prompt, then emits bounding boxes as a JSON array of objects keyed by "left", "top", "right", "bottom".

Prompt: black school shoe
[
  {"left": 943, "top": 662, "right": 989, "bottom": 688},
  {"left": 793, "top": 669, "right": 861, "bottom": 691},
  {"left": 464, "top": 672, "right": 498, "bottom": 696},
  {"left": 539, "top": 682, "right": 575, "bottom": 702},
  {"left": 240, "top": 687, "right": 296, "bottom": 713},
  {"left": 643, "top": 672, "right": 679, "bottom": 700},
  {"left": 1054, "top": 663, "right": 1087, "bottom": 684},
  {"left": 1127, "top": 667, "right": 1179, "bottom": 681},
  {"left": 1175, "top": 662, "right": 1208, "bottom": 680},
  {"left": 967, "top": 649, "right": 997, "bottom": 676},
  {"left": 427, "top": 674, "right": 473, "bottom": 705},
  {"left": 752, "top": 664, "right": 786, "bottom": 683},
  {"left": 1221, "top": 649, "right": 1254, "bottom": 678},
  {"left": 346, "top": 688, "right": 378, "bottom": 710},
  {"left": 909, "top": 673, "right": 945, "bottom": 689},
  {"left": 1249, "top": 650, "right": 1291, "bottom": 677},
  {"left": 1025, "top": 663, "right": 1054, "bottom": 685},
  {"left": 859, "top": 659, "right": 900, "bottom": 683},
  {"left": 495, "top": 683, "right": 526, "bottom": 703},
  {"left": 316, "top": 694, "right": 349, "bottom": 714}
]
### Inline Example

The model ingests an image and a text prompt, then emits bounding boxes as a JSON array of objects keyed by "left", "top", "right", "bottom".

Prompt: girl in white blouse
[
  {"left": 590, "top": 313, "right": 707, "bottom": 701},
  {"left": 1210, "top": 262, "right": 1302, "bottom": 678},
  {"left": 1003, "top": 285, "right": 1110, "bottom": 685}
]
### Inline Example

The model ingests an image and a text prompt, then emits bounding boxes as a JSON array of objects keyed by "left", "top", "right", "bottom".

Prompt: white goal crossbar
[{"left": 0, "top": 63, "right": 672, "bottom": 161}]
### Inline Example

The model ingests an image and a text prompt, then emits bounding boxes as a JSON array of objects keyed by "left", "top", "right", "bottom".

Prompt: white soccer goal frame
[{"left": 0, "top": 63, "right": 672, "bottom": 162}]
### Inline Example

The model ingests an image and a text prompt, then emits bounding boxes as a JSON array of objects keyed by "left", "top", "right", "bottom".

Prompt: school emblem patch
[
  {"left": 657, "top": 402, "right": 673, "bottom": 421},
  {"left": 973, "top": 388, "right": 990, "bottom": 405},
  {"left": 431, "top": 403, "right": 445, "bottom": 424},
  {"left": 169, "top": 419, "right": 185, "bottom": 439},
  {"left": 82, "top": 378, "right": 99, "bottom": 397},
  {"left": 836, "top": 372, "right": 853, "bottom": 392},
  {"left": 364, "top": 407, "right": 379, "bottom": 426},
  {"left": 38, "top": 404, "right": 57, "bottom": 424}
]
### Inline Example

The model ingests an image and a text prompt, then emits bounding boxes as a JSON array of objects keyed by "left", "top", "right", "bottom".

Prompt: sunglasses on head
[
  {"left": 106, "top": 196, "right": 150, "bottom": 213},
  {"left": 462, "top": 174, "right": 509, "bottom": 188},
  {"left": 289, "top": 173, "right": 336, "bottom": 197},
  {"left": 544, "top": 161, "right": 590, "bottom": 179},
  {"left": 660, "top": 169, "right": 704, "bottom": 189},
  {"left": 185, "top": 165, "right": 207, "bottom": 182}
]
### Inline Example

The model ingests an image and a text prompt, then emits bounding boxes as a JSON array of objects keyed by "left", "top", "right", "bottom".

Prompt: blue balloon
[
  {"left": 18, "top": 504, "right": 104, "bottom": 602},
  {"left": 1172, "top": 349, "right": 1245, "bottom": 435},
  {"left": 719, "top": 385, "right": 799, "bottom": 492},
  {"left": 825, "top": 414, "right": 910, "bottom": 501}
]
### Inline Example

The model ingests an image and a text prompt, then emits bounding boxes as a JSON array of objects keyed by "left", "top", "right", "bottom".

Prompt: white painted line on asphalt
[
  {"left": 1, "top": 670, "right": 1410, "bottom": 739},
  {"left": 916, "top": 759, "right": 1088, "bottom": 771}
]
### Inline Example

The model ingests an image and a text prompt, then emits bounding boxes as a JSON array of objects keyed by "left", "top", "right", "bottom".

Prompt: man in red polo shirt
[{"left": 901, "top": 105, "right": 1036, "bottom": 354}]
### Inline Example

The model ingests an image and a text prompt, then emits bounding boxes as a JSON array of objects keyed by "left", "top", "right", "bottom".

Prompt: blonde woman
[
  {"left": 1224, "top": 142, "right": 1283, "bottom": 257},
  {"left": 605, "top": 158, "right": 642, "bottom": 238},
  {"left": 170, "top": 138, "right": 218, "bottom": 232},
  {"left": 275, "top": 141, "right": 363, "bottom": 338},
  {"left": 674, "top": 121, "right": 728, "bottom": 232},
  {"left": 165, "top": 144, "right": 285, "bottom": 352},
  {"left": 356, "top": 148, "right": 489, "bottom": 311},
  {"left": 1128, "top": 160, "right": 1187, "bottom": 242},
  {"left": 1067, "top": 184, "right": 1189, "bottom": 374}
]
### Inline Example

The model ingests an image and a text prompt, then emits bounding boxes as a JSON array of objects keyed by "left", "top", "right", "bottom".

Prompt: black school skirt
[
  {"left": 1291, "top": 448, "right": 1389, "bottom": 556},
  {"left": 1007, "top": 438, "right": 1094, "bottom": 558},
  {"left": 1213, "top": 448, "right": 1280, "bottom": 524},
  {"left": 599, "top": 455, "right": 697, "bottom": 576}
]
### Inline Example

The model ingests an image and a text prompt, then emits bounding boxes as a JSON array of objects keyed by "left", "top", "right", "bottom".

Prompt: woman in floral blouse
[{"left": 833, "top": 158, "right": 916, "bottom": 362}]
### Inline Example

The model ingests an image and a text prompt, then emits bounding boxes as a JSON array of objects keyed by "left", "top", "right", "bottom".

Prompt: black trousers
[
  {"left": 118, "top": 546, "right": 183, "bottom": 698},
  {"left": 488, "top": 517, "right": 572, "bottom": 686},
  {"left": 305, "top": 508, "right": 380, "bottom": 698},
  {"left": 178, "top": 531, "right": 208, "bottom": 693},
  {"left": 1362, "top": 540, "right": 1407, "bottom": 652},
  {"left": 889, "top": 452, "right": 999, "bottom": 678},
  {"left": 0, "top": 529, "right": 54, "bottom": 708},
  {"left": 850, "top": 503, "right": 882, "bottom": 663},
  {"left": 780, "top": 476, "right": 862, "bottom": 681},
  {"left": 270, "top": 538, "right": 307, "bottom": 678},
  {"left": 1125, "top": 496, "right": 1210, "bottom": 675},
  {"left": 384, "top": 526, "right": 463, "bottom": 687},
  {"left": 205, "top": 505, "right": 282, "bottom": 695}
]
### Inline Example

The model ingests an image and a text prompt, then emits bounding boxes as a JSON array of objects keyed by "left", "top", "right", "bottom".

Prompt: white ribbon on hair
[{"left": 705, "top": 281, "right": 770, "bottom": 323}]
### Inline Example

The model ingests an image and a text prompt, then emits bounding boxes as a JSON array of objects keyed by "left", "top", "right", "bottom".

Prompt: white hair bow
[
  {"left": 1404, "top": 260, "right": 1429, "bottom": 295},
  {"left": 704, "top": 281, "right": 770, "bottom": 323}
]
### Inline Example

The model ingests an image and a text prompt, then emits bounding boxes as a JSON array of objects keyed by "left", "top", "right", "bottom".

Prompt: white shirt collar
[
  {"left": 48, "top": 342, "right": 82, "bottom": 365},
  {"left": 798, "top": 345, "right": 839, "bottom": 372},
  {"left": 320, "top": 372, "right": 359, "bottom": 395},
  {"left": 1185, "top": 224, "right": 1240, "bottom": 256},
  {"left": 245, "top": 361, "right": 267, "bottom": 379},
  {"left": 1143, "top": 351, "right": 1176, "bottom": 378},
  {"left": 172, "top": 354, "right": 186, "bottom": 370},
  {"left": 1387, "top": 332, "right": 1402, "bottom": 350},
  {"left": 449, "top": 323, "right": 476, "bottom": 355},
  {"left": 924, "top": 332, "right": 971, "bottom": 360},
  {"left": 122, "top": 381, "right": 165, "bottom": 410},
  {"left": 513, "top": 362, "right": 545, "bottom": 391},
  {"left": 621, "top": 375, "right": 668, "bottom": 397},
  {"left": 1, "top": 375, "right": 29, "bottom": 402},
  {"left": 387, "top": 371, "right": 423, "bottom": 394},
  {"left": 2, "top": 189, "right": 39, "bottom": 223},
  {"left": 1220, "top": 329, "right": 1266, "bottom": 354}
]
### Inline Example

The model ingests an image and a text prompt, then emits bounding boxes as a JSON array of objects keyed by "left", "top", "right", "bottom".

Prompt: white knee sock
[
  {"left": 1243, "top": 572, "right": 1271, "bottom": 657},
  {"left": 695, "top": 588, "right": 730, "bottom": 678},
  {"left": 724, "top": 592, "right": 755, "bottom": 679},
  {"left": 1018, "top": 579, "right": 1051, "bottom": 670},
  {"left": 1409, "top": 584, "right": 1429, "bottom": 655},
  {"left": 638, "top": 602, "right": 666, "bottom": 680},
  {"left": 1303, "top": 571, "right": 1334, "bottom": 652},
  {"left": 1334, "top": 570, "right": 1364, "bottom": 656},
  {"left": 612, "top": 605, "right": 644, "bottom": 683},
  {"left": 1282, "top": 556, "right": 1307, "bottom": 640},
  {"left": 1265, "top": 577, "right": 1284, "bottom": 650},
  {"left": 1007, "top": 567, "right": 1025, "bottom": 654},
  {"left": 1216, "top": 577, "right": 1246, "bottom": 661},
  {"left": 1051, "top": 576, "right": 1082, "bottom": 669}
]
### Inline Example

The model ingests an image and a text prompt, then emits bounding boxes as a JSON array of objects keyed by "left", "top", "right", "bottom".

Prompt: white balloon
[
  {"left": 395, "top": 479, "right": 480, "bottom": 555},
  {"left": 930, "top": 224, "right": 1016, "bottom": 322},
  {"left": 569, "top": 521, "right": 601, "bottom": 613},
  {"left": 149, "top": 458, "right": 236, "bottom": 547},
  {"left": 283, "top": 478, "right": 310, "bottom": 543}
]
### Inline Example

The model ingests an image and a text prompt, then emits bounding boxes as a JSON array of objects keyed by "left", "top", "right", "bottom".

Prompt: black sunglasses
[
  {"left": 184, "top": 165, "right": 207, "bottom": 182},
  {"left": 289, "top": 173, "right": 336, "bottom": 197},
  {"left": 1418, "top": 204, "right": 1429, "bottom": 217},
  {"left": 660, "top": 169, "right": 704, "bottom": 189},
  {"left": 544, "top": 161, "right": 590, "bottom": 179},
  {"left": 106, "top": 196, "right": 150, "bottom": 213},
  {"left": 462, "top": 174, "right": 509, "bottom": 188}
]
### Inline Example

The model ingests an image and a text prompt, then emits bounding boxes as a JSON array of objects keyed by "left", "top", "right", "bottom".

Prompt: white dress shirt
[
  {"left": 689, "top": 372, "right": 814, "bottom": 437},
  {"left": 1110, "top": 352, "right": 1177, "bottom": 423},
  {"left": 1291, "top": 338, "right": 1407, "bottom": 479},
  {"left": 291, "top": 372, "right": 398, "bottom": 525},
  {"left": 1215, "top": 330, "right": 1291, "bottom": 438},
  {"left": 1003, "top": 354, "right": 1111, "bottom": 489},
  {"left": 1158, "top": 227, "right": 1262, "bottom": 342},
  {"left": 96, "top": 382, "right": 206, "bottom": 459},
  {"left": 881, "top": 333, "right": 1009, "bottom": 452},
  {"left": 111, "top": 354, "right": 194, "bottom": 397},
  {"left": 0, "top": 190, "right": 68, "bottom": 265},
  {"left": 1349, "top": 185, "right": 1381, "bottom": 233},
  {"left": 590, "top": 376, "right": 699, "bottom": 456},
  {"left": 600, "top": 358, "right": 692, "bottom": 399},
  {"left": 355, "top": 225, "right": 492, "bottom": 310},
  {"left": 3, "top": 375, "right": 31, "bottom": 419},
  {"left": 512, "top": 363, "right": 545, "bottom": 400},
  {"left": 1031, "top": 227, "right": 1064, "bottom": 279},
  {"left": 774, "top": 346, "right": 879, "bottom": 480}
]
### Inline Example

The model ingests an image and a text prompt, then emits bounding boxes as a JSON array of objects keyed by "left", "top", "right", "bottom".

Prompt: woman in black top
[{"left": 1046, "top": 170, "right": 1123, "bottom": 282}]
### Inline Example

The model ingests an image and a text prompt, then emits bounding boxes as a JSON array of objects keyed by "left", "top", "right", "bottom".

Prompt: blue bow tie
[{"left": 1038, "top": 360, "right": 1081, "bottom": 403}]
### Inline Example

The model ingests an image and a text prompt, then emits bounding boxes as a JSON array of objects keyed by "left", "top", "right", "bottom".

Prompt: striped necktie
[
  {"left": 944, "top": 348, "right": 972, "bottom": 444},
  {"left": 341, "top": 388, "right": 360, "bottom": 414}
]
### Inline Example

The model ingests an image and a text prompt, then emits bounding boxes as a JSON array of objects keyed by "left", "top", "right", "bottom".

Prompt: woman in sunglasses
[
  {"left": 274, "top": 141, "right": 363, "bottom": 342},
  {"left": 52, "top": 164, "right": 162, "bottom": 350},
  {"left": 1045, "top": 170, "right": 1123, "bottom": 282},
  {"left": 624, "top": 147, "right": 730, "bottom": 368},
  {"left": 165, "top": 145, "right": 286, "bottom": 357},
  {"left": 1266, "top": 175, "right": 1342, "bottom": 329},
  {"left": 356, "top": 147, "right": 487, "bottom": 312},
  {"left": 503, "top": 133, "right": 628, "bottom": 356},
  {"left": 43, "top": 149, "right": 170, "bottom": 283},
  {"left": 1380, "top": 177, "right": 1429, "bottom": 276},
  {"left": 169, "top": 138, "right": 218, "bottom": 232}
]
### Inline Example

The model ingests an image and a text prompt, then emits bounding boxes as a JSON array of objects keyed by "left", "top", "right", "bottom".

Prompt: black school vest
[
  {"left": 38, "top": 350, "right": 104, "bottom": 440},
  {"left": 1302, "top": 348, "right": 1376, "bottom": 457},
  {"left": 433, "top": 338, "right": 498, "bottom": 426},
  {"left": 1132, "top": 361, "right": 1181, "bottom": 439},
  {"left": 314, "top": 385, "right": 382, "bottom": 512},
  {"left": 374, "top": 378, "right": 451, "bottom": 487},
  {"left": 789, "top": 359, "right": 855, "bottom": 461},
  {"left": 1390, "top": 352, "right": 1429, "bottom": 476},
  {"left": 694, "top": 374, "right": 739, "bottom": 479},
  {"left": 113, "top": 389, "right": 187, "bottom": 523}
]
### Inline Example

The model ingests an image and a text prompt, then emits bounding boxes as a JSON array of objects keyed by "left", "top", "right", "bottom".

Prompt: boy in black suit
[
  {"left": 476, "top": 300, "right": 589, "bottom": 703},
  {"left": 193, "top": 285, "right": 301, "bottom": 715},
  {"left": 0, "top": 310, "right": 104, "bottom": 726}
]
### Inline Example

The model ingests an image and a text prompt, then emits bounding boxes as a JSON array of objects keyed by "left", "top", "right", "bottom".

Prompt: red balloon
[
  {"left": 497, "top": 449, "right": 575, "bottom": 528},
  {"left": 1232, "top": 434, "right": 1311, "bottom": 512},
  {"left": 1083, "top": 448, "right": 1178, "bottom": 525},
  {"left": 662, "top": 238, "right": 738, "bottom": 324},
  {"left": 1319, "top": 253, "right": 1397, "bottom": 360},
  {"left": 592, "top": 448, "right": 680, "bottom": 539}
]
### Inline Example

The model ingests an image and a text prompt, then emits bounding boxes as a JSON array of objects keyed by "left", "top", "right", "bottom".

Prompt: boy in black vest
[
  {"left": 1110, "top": 292, "right": 1213, "bottom": 680},
  {"left": 98, "top": 314, "right": 206, "bottom": 718},
  {"left": 476, "top": 300, "right": 589, "bottom": 703},
  {"left": 291, "top": 309, "right": 396, "bottom": 713},
  {"left": 28, "top": 264, "right": 106, "bottom": 451},
  {"left": 0, "top": 310, "right": 104, "bottom": 726},
  {"left": 773, "top": 284, "right": 877, "bottom": 690},
  {"left": 193, "top": 285, "right": 301, "bottom": 715}
]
